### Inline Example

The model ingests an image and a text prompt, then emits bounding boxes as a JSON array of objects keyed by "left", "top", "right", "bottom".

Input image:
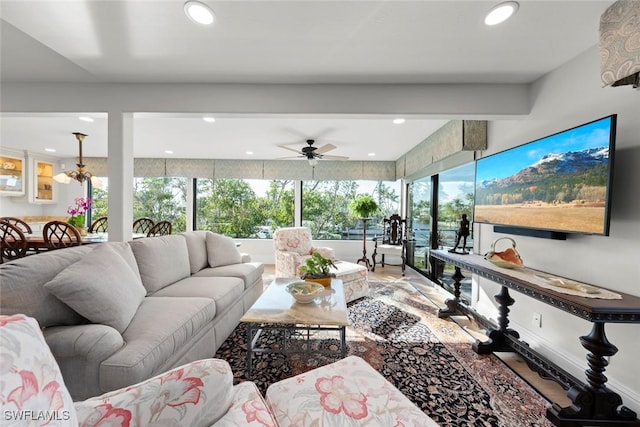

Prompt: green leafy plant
[
  {"left": 349, "top": 194, "right": 379, "bottom": 218},
  {"left": 299, "top": 252, "right": 337, "bottom": 278}
]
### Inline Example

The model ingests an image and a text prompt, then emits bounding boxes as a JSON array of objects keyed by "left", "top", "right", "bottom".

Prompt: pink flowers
[
  {"left": 67, "top": 197, "right": 92, "bottom": 228},
  {"left": 315, "top": 375, "right": 368, "bottom": 419},
  {"left": 6, "top": 370, "right": 66, "bottom": 426},
  {"left": 242, "top": 399, "right": 275, "bottom": 426}
]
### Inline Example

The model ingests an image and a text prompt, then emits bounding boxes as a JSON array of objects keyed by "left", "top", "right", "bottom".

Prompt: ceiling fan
[{"left": 277, "top": 139, "right": 349, "bottom": 165}]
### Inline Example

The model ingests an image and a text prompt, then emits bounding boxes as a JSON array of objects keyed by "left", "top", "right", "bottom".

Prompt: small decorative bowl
[
  {"left": 286, "top": 281, "right": 325, "bottom": 304},
  {"left": 485, "top": 237, "right": 524, "bottom": 269}
]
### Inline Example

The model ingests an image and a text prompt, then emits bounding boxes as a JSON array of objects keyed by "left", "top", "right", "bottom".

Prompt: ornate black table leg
[
  {"left": 356, "top": 218, "right": 372, "bottom": 270},
  {"left": 473, "top": 285, "right": 519, "bottom": 354},
  {"left": 547, "top": 322, "right": 639, "bottom": 426},
  {"left": 438, "top": 266, "right": 464, "bottom": 318}
]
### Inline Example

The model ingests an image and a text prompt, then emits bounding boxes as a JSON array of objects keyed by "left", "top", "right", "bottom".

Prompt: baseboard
[{"left": 513, "top": 327, "right": 640, "bottom": 413}]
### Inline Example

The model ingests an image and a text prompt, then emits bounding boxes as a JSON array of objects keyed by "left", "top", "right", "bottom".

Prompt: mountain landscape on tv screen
[{"left": 475, "top": 146, "right": 609, "bottom": 234}]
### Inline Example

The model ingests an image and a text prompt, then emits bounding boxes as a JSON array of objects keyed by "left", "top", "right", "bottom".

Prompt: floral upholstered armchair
[
  {"left": 0, "top": 314, "right": 277, "bottom": 427},
  {"left": 273, "top": 227, "right": 336, "bottom": 278},
  {"left": 1, "top": 314, "right": 439, "bottom": 427}
]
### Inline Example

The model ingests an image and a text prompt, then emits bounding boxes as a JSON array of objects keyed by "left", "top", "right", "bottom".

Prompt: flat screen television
[{"left": 474, "top": 115, "right": 616, "bottom": 237}]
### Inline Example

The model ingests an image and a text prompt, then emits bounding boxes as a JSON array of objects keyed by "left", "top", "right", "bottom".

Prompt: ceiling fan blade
[
  {"left": 275, "top": 155, "right": 304, "bottom": 160},
  {"left": 278, "top": 145, "right": 303, "bottom": 154},
  {"left": 321, "top": 154, "right": 349, "bottom": 160},
  {"left": 314, "top": 143, "right": 336, "bottom": 155}
]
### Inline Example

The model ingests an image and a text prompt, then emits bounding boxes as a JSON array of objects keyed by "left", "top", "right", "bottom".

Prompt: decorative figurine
[{"left": 449, "top": 213, "right": 470, "bottom": 254}]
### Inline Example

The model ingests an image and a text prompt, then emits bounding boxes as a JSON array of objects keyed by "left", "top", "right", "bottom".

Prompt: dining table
[{"left": 25, "top": 232, "right": 146, "bottom": 251}]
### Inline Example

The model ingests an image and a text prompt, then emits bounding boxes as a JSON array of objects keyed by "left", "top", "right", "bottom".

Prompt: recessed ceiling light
[
  {"left": 203, "top": 116, "right": 216, "bottom": 123},
  {"left": 368, "top": 152, "right": 376, "bottom": 157},
  {"left": 392, "top": 118, "right": 406, "bottom": 124},
  {"left": 184, "top": 1, "right": 215, "bottom": 25},
  {"left": 45, "top": 148, "right": 56, "bottom": 153},
  {"left": 164, "top": 150, "right": 174, "bottom": 154},
  {"left": 246, "top": 151, "right": 254, "bottom": 155},
  {"left": 79, "top": 116, "right": 94, "bottom": 122},
  {"left": 484, "top": 1, "right": 519, "bottom": 26}
]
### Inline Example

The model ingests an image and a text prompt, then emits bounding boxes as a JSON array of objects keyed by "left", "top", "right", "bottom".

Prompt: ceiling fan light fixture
[
  {"left": 308, "top": 158, "right": 319, "bottom": 166},
  {"left": 484, "top": 1, "right": 519, "bottom": 26},
  {"left": 184, "top": 1, "right": 215, "bottom": 25}
]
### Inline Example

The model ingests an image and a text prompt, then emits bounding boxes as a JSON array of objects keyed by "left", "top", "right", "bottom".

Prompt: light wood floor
[{"left": 263, "top": 263, "right": 570, "bottom": 407}]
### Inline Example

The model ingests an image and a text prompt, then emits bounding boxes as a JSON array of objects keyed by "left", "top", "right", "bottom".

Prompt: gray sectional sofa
[{"left": 0, "top": 230, "right": 264, "bottom": 400}]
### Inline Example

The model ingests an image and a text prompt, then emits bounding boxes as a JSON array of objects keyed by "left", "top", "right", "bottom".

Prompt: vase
[{"left": 78, "top": 227, "right": 88, "bottom": 236}]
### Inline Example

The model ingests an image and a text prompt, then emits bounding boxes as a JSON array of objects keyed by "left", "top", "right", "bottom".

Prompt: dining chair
[
  {"left": 0, "top": 220, "right": 29, "bottom": 263},
  {"left": 42, "top": 220, "right": 82, "bottom": 250},
  {"left": 146, "top": 220, "right": 172, "bottom": 237},
  {"left": 2, "top": 216, "right": 33, "bottom": 234},
  {"left": 133, "top": 217, "right": 155, "bottom": 235},
  {"left": 89, "top": 216, "right": 109, "bottom": 233}
]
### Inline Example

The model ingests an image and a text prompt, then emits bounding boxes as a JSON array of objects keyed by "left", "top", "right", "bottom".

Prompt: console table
[{"left": 431, "top": 249, "right": 640, "bottom": 427}]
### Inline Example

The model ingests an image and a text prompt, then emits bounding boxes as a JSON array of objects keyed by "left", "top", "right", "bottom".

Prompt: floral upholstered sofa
[{"left": 1, "top": 314, "right": 439, "bottom": 426}]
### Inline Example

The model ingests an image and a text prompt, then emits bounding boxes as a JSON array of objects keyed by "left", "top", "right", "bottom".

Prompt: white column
[
  {"left": 185, "top": 177, "right": 195, "bottom": 231},
  {"left": 107, "top": 112, "right": 134, "bottom": 241}
]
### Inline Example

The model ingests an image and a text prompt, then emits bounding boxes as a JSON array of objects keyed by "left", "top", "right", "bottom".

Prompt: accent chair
[{"left": 372, "top": 214, "right": 407, "bottom": 275}]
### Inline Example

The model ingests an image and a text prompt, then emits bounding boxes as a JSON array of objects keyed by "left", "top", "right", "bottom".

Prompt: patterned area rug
[{"left": 215, "top": 280, "right": 554, "bottom": 427}]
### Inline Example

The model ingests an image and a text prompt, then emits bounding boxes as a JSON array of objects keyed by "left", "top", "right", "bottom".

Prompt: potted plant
[
  {"left": 67, "top": 197, "right": 92, "bottom": 235},
  {"left": 349, "top": 194, "right": 379, "bottom": 219},
  {"left": 299, "top": 252, "right": 337, "bottom": 287}
]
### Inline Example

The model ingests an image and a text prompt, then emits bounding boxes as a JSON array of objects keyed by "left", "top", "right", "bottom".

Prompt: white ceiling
[{"left": 0, "top": 0, "right": 612, "bottom": 160}]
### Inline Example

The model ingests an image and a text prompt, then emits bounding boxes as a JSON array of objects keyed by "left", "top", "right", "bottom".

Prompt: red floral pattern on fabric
[
  {"left": 315, "top": 375, "right": 368, "bottom": 419},
  {"left": 242, "top": 399, "right": 274, "bottom": 426},
  {"left": 0, "top": 314, "right": 26, "bottom": 327},
  {"left": 6, "top": 370, "right": 65, "bottom": 426},
  {"left": 80, "top": 403, "right": 131, "bottom": 427},
  {"left": 158, "top": 368, "right": 205, "bottom": 407}
]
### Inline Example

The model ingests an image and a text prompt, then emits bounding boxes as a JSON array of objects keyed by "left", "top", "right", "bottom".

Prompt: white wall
[{"left": 473, "top": 46, "right": 640, "bottom": 412}]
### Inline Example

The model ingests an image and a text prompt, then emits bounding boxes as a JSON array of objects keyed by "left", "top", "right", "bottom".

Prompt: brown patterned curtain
[{"left": 599, "top": 0, "right": 640, "bottom": 88}]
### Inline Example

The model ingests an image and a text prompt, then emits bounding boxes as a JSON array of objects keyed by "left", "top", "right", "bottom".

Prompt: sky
[{"left": 475, "top": 116, "right": 613, "bottom": 182}]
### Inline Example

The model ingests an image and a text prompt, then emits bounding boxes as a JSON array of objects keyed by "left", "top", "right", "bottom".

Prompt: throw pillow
[
  {"left": 0, "top": 315, "right": 78, "bottom": 424},
  {"left": 206, "top": 233, "right": 242, "bottom": 268},
  {"left": 44, "top": 244, "right": 146, "bottom": 334}
]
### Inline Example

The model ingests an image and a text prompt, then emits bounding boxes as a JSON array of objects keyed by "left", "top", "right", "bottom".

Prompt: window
[
  {"left": 302, "top": 180, "right": 401, "bottom": 240},
  {"left": 88, "top": 177, "right": 187, "bottom": 233},
  {"left": 195, "top": 178, "right": 294, "bottom": 238},
  {"left": 436, "top": 163, "right": 475, "bottom": 248},
  {"left": 406, "top": 177, "right": 432, "bottom": 273},
  {"left": 133, "top": 177, "right": 187, "bottom": 233}
]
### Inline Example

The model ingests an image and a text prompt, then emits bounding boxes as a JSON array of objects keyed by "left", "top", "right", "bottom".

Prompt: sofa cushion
[
  {"left": 206, "top": 233, "right": 242, "bottom": 267},
  {"left": 100, "top": 296, "right": 217, "bottom": 392},
  {"left": 0, "top": 314, "right": 78, "bottom": 424},
  {"left": 151, "top": 276, "right": 244, "bottom": 316},
  {"left": 266, "top": 355, "right": 439, "bottom": 427},
  {"left": 44, "top": 244, "right": 147, "bottom": 334},
  {"left": 130, "top": 235, "right": 191, "bottom": 294},
  {"left": 0, "top": 245, "right": 91, "bottom": 327},
  {"left": 216, "top": 381, "right": 278, "bottom": 426},
  {"left": 181, "top": 230, "right": 210, "bottom": 274},
  {"left": 193, "top": 262, "right": 265, "bottom": 291},
  {"left": 76, "top": 358, "right": 234, "bottom": 427}
]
